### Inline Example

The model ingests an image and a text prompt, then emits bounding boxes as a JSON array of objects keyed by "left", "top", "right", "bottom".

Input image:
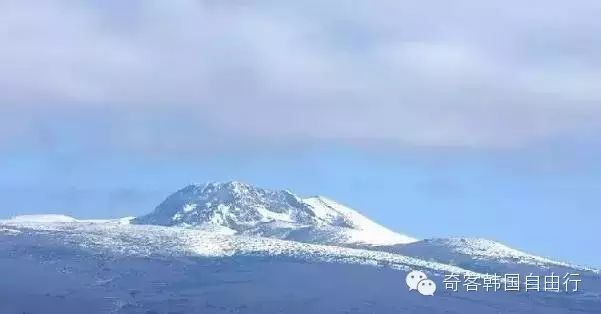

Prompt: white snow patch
[
  {"left": 182, "top": 204, "right": 197, "bottom": 213},
  {"left": 255, "top": 206, "right": 294, "bottom": 223},
  {"left": 0, "top": 227, "right": 21, "bottom": 235},
  {"left": 172, "top": 213, "right": 183, "bottom": 221},
  {"left": 304, "top": 197, "right": 417, "bottom": 245},
  {"left": 8, "top": 214, "right": 78, "bottom": 223}
]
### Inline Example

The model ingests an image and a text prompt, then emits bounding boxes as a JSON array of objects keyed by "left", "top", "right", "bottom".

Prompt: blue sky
[
  {"left": 2, "top": 141, "right": 600, "bottom": 267},
  {"left": 1, "top": 1, "right": 600, "bottom": 267}
]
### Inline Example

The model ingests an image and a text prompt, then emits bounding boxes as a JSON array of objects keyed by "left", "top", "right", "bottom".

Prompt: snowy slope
[
  {"left": 0, "top": 219, "right": 459, "bottom": 274},
  {"left": 9, "top": 214, "right": 79, "bottom": 223},
  {"left": 1, "top": 219, "right": 600, "bottom": 314},
  {"left": 133, "top": 181, "right": 415, "bottom": 245},
  {"left": 372, "top": 238, "right": 600, "bottom": 276},
  {"left": 2, "top": 182, "right": 600, "bottom": 313},
  {"left": 6, "top": 214, "right": 135, "bottom": 225}
]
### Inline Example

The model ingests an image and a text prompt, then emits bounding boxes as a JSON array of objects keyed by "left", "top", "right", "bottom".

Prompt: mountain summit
[
  {"left": 133, "top": 181, "right": 415, "bottom": 245},
  {"left": 3, "top": 181, "right": 600, "bottom": 313}
]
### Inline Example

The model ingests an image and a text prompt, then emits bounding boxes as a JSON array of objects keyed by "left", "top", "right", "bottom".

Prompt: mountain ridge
[
  {"left": 132, "top": 181, "right": 416, "bottom": 246},
  {"left": 1, "top": 181, "right": 600, "bottom": 313}
]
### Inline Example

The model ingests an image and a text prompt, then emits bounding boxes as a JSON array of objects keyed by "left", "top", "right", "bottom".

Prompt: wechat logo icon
[{"left": 406, "top": 270, "right": 437, "bottom": 296}]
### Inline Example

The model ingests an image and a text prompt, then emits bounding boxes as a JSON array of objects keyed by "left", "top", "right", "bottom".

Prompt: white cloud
[{"left": 1, "top": 0, "right": 600, "bottom": 151}]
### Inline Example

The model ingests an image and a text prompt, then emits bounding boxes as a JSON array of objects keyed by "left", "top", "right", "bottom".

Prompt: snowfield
[
  {"left": 0, "top": 219, "right": 475, "bottom": 276},
  {"left": 1, "top": 182, "right": 600, "bottom": 313},
  {"left": 1, "top": 217, "right": 600, "bottom": 314}
]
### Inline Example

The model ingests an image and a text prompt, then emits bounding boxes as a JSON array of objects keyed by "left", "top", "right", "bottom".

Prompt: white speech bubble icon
[
  {"left": 406, "top": 270, "right": 427, "bottom": 290},
  {"left": 417, "top": 279, "right": 437, "bottom": 296}
]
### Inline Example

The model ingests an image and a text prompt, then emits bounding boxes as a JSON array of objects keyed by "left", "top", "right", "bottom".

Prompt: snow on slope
[
  {"left": 133, "top": 181, "right": 415, "bottom": 246},
  {"left": 4, "top": 215, "right": 135, "bottom": 225},
  {"left": 374, "top": 237, "right": 600, "bottom": 273},
  {"left": 3, "top": 227, "right": 599, "bottom": 314},
  {"left": 426, "top": 238, "right": 569, "bottom": 265},
  {"left": 0, "top": 218, "right": 472, "bottom": 277},
  {"left": 9, "top": 214, "right": 79, "bottom": 223},
  {"left": 304, "top": 196, "right": 415, "bottom": 245}
]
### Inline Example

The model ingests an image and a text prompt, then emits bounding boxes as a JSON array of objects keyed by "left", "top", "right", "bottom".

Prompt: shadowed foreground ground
[{"left": 0, "top": 232, "right": 599, "bottom": 314}]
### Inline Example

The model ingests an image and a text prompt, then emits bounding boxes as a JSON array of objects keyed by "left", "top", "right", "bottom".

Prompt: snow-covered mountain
[
  {"left": 133, "top": 181, "right": 415, "bottom": 246},
  {"left": 1, "top": 215, "right": 600, "bottom": 313},
  {"left": 1, "top": 181, "right": 600, "bottom": 313}
]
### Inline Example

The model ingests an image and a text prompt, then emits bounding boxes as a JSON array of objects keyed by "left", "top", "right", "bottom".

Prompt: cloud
[{"left": 1, "top": 0, "right": 600, "bottom": 152}]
